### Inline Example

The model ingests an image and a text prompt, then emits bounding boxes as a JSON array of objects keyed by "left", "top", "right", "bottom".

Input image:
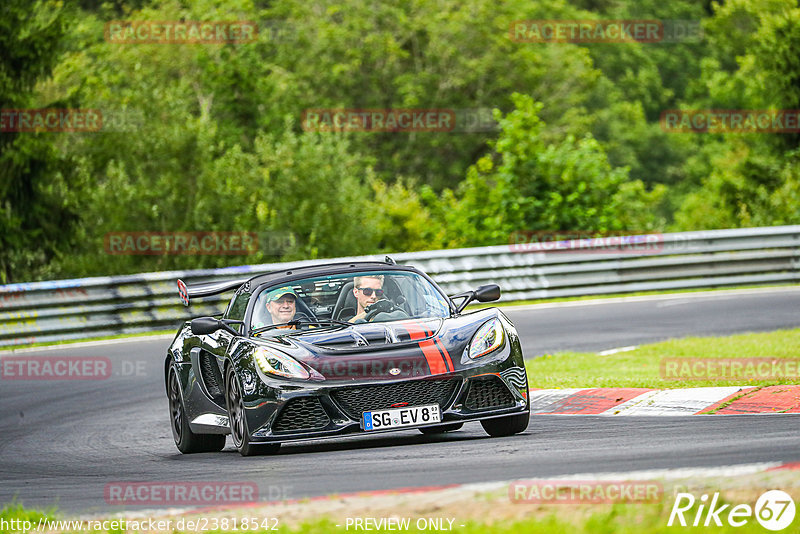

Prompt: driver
[
  {"left": 351, "top": 275, "right": 384, "bottom": 322},
  {"left": 254, "top": 286, "right": 299, "bottom": 329}
]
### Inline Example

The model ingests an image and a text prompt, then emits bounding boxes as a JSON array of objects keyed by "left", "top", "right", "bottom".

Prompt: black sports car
[{"left": 165, "top": 259, "right": 530, "bottom": 456}]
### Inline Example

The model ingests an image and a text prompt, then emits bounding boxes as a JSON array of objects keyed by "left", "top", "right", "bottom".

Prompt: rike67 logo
[{"left": 669, "top": 490, "right": 795, "bottom": 531}]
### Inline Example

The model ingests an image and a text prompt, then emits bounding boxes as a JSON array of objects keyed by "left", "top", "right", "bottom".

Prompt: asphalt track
[{"left": 1, "top": 288, "right": 799, "bottom": 514}]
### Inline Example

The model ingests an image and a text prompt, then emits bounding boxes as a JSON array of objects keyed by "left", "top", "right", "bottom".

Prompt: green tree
[
  {"left": 439, "top": 94, "right": 665, "bottom": 248},
  {"left": 674, "top": 0, "right": 800, "bottom": 229},
  {"left": 260, "top": 0, "right": 624, "bottom": 190},
  {"left": 0, "top": 0, "right": 76, "bottom": 283},
  {"left": 368, "top": 179, "right": 445, "bottom": 252}
]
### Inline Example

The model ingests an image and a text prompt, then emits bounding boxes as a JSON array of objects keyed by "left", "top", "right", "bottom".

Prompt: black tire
[
  {"left": 419, "top": 422, "right": 464, "bottom": 435},
  {"left": 480, "top": 411, "right": 530, "bottom": 437},
  {"left": 168, "top": 368, "right": 226, "bottom": 453},
  {"left": 225, "top": 365, "right": 281, "bottom": 457}
]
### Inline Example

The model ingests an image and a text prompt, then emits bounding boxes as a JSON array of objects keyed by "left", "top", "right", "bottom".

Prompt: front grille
[
  {"left": 332, "top": 378, "right": 460, "bottom": 419},
  {"left": 273, "top": 397, "right": 330, "bottom": 432},
  {"left": 199, "top": 352, "right": 223, "bottom": 400},
  {"left": 465, "top": 376, "right": 515, "bottom": 410}
]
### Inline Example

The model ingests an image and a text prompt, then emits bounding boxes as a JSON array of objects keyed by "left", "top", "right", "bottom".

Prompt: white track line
[{"left": 598, "top": 345, "right": 638, "bottom": 356}]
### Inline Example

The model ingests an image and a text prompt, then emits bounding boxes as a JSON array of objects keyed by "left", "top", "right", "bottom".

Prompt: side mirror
[
  {"left": 190, "top": 317, "right": 239, "bottom": 336},
  {"left": 450, "top": 284, "right": 501, "bottom": 313},
  {"left": 475, "top": 284, "right": 501, "bottom": 303}
]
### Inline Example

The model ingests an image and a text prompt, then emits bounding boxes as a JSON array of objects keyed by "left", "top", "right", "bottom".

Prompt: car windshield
[{"left": 250, "top": 270, "right": 451, "bottom": 335}]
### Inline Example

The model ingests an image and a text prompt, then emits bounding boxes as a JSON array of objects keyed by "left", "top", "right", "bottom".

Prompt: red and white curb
[{"left": 528, "top": 385, "right": 800, "bottom": 415}]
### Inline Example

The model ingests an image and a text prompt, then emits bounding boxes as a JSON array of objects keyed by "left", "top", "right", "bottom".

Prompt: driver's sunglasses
[{"left": 357, "top": 287, "right": 384, "bottom": 298}]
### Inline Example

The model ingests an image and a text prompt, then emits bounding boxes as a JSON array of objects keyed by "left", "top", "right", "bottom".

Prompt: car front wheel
[
  {"left": 168, "top": 368, "right": 225, "bottom": 453},
  {"left": 225, "top": 365, "right": 280, "bottom": 457},
  {"left": 480, "top": 411, "right": 529, "bottom": 437}
]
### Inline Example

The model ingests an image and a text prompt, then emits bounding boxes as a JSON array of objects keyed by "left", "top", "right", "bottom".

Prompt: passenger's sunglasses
[{"left": 357, "top": 287, "right": 385, "bottom": 298}]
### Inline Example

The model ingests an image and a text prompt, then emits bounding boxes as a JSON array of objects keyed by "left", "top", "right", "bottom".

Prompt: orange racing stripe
[
  {"left": 419, "top": 339, "right": 447, "bottom": 375},
  {"left": 404, "top": 320, "right": 430, "bottom": 340},
  {"left": 402, "top": 321, "right": 447, "bottom": 375},
  {"left": 434, "top": 338, "right": 454, "bottom": 373}
]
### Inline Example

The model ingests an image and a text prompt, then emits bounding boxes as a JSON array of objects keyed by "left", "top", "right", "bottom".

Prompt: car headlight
[
  {"left": 253, "top": 347, "right": 309, "bottom": 379},
  {"left": 467, "top": 318, "right": 505, "bottom": 359}
]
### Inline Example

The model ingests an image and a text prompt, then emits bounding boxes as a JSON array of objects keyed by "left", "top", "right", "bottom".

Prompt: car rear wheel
[
  {"left": 480, "top": 411, "right": 530, "bottom": 437},
  {"left": 419, "top": 423, "right": 463, "bottom": 434},
  {"left": 225, "top": 366, "right": 281, "bottom": 457},
  {"left": 168, "top": 368, "right": 226, "bottom": 453}
]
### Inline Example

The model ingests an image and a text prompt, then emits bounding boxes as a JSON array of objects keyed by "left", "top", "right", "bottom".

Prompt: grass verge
[
  {"left": 0, "top": 501, "right": 54, "bottom": 532},
  {"left": 526, "top": 328, "right": 800, "bottom": 389}
]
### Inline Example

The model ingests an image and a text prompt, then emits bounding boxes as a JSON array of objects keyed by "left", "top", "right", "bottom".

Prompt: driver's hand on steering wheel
[
  {"left": 353, "top": 302, "right": 385, "bottom": 323},
  {"left": 362, "top": 298, "right": 401, "bottom": 322}
]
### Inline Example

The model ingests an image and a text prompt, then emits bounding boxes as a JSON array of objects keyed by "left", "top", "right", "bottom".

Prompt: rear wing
[{"left": 177, "top": 278, "right": 249, "bottom": 306}]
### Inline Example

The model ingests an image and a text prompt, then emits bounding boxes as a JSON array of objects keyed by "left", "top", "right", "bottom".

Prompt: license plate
[{"left": 362, "top": 404, "right": 440, "bottom": 431}]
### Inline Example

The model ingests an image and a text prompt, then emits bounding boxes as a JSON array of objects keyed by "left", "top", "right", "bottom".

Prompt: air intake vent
[
  {"left": 199, "top": 352, "right": 224, "bottom": 400},
  {"left": 465, "top": 376, "right": 515, "bottom": 410},
  {"left": 273, "top": 397, "right": 330, "bottom": 432}
]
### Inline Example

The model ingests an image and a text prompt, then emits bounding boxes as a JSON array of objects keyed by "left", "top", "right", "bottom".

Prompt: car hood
[
  {"left": 290, "top": 318, "right": 442, "bottom": 351},
  {"left": 258, "top": 318, "right": 445, "bottom": 381},
  {"left": 246, "top": 310, "right": 502, "bottom": 382}
]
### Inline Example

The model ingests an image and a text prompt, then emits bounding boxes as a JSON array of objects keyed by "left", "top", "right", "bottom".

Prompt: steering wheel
[{"left": 363, "top": 299, "right": 401, "bottom": 322}]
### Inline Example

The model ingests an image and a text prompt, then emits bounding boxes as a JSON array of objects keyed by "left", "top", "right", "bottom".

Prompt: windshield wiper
[{"left": 251, "top": 318, "right": 352, "bottom": 335}]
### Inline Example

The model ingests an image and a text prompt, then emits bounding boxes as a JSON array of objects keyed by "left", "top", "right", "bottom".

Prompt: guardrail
[{"left": 1, "top": 226, "right": 798, "bottom": 347}]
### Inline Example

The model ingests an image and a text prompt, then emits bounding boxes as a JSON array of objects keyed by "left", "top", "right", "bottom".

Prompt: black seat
[{"left": 332, "top": 281, "right": 357, "bottom": 321}]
